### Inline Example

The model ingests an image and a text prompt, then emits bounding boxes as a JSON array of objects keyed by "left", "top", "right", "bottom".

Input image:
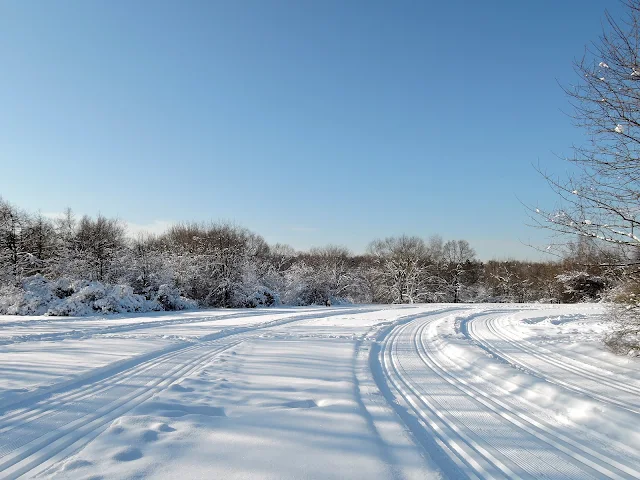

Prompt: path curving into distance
[
  {"left": 466, "top": 311, "right": 640, "bottom": 414},
  {"left": 377, "top": 309, "right": 640, "bottom": 479}
]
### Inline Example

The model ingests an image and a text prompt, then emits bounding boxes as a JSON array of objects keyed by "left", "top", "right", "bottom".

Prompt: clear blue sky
[{"left": 0, "top": 1, "right": 623, "bottom": 259}]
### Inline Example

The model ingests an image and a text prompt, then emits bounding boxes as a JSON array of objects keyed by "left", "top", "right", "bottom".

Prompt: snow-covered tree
[
  {"left": 368, "top": 236, "right": 432, "bottom": 304},
  {"left": 440, "top": 240, "right": 477, "bottom": 302},
  {"left": 74, "top": 215, "right": 127, "bottom": 283},
  {"left": 21, "top": 213, "right": 56, "bottom": 277},
  {"left": 0, "top": 198, "right": 32, "bottom": 284},
  {"left": 123, "top": 234, "right": 174, "bottom": 295}
]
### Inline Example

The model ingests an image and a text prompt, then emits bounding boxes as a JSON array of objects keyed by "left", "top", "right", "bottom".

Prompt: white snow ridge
[{"left": 0, "top": 304, "right": 639, "bottom": 479}]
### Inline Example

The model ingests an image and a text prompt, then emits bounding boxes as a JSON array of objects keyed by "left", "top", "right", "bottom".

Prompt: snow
[
  {"left": 0, "top": 276, "right": 196, "bottom": 316},
  {"left": 0, "top": 337, "right": 177, "bottom": 409},
  {"left": 1, "top": 304, "right": 639, "bottom": 479},
  {"left": 615, "top": 124, "right": 624, "bottom": 133},
  {"left": 53, "top": 337, "right": 428, "bottom": 480}
]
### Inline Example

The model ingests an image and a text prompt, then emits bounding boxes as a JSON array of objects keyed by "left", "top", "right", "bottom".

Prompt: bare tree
[
  {"left": 75, "top": 214, "right": 126, "bottom": 282},
  {"left": 21, "top": 213, "right": 56, "bottom": 277},
  {"left": 307, "top": 245, "right": 355, "bottom": 303},
  {"left": 368, "top": 236, "right": 431, "bottom": 304},
  {"left": 0, "top": 198, "right": 28, "bottom": 284},
  {"left": 532, "top": 1, "right": 640, "bottom": 352},
  {"left": 443, "top": 240, "right": 476, "bottom": 302},
  {"left": 534, "top": 2, "right": 640, "bottom": 264}
]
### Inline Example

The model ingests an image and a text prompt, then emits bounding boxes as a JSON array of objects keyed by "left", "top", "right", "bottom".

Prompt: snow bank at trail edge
[{"left": 0, "top": 275, "right": 197, "bottom": 316}]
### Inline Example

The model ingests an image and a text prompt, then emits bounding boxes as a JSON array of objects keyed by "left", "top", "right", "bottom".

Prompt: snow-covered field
[{"left": 0, "top": 304, "right": 639, "bottom": 479}]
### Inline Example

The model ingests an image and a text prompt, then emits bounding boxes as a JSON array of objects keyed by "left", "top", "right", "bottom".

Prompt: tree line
[{"left": 0, "top": 197, "right": 615, "bottom": 315}]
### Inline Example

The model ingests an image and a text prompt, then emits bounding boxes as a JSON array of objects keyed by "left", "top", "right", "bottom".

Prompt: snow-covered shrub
[
  {"left": 556, "top": 271, "right": 607, "bottom": 303},
  {"left": 0, "top": 283, "right": 36, "bottom": 315},
  {"left": 0, "top": 275, "right": 196, "bottom": 316},
  {"left": 94, "top": 284, "right": 155, "bottom": 314},
  {"left": 604, "top": 278, "right": 640, "bottom": 355},
  {"left": 605, "top": 324, "right": 640, "bottom": 356},
  {"left": 605, "top": 302, "right": 640, "bottom": 356},
  {"left": 0, "top": 275, "right": 56, "bottom": 315},
  {"left": 456, "top": 284, "right": 486, "bottom": 303},
  {"left": 245, "top": 288, "right": 280, "bottom": 308},
  {"left": 229, "top": 279, "right": 281, "bottom": 308},
  {"left": 154, "top": 284, "right": 198, "bottom": 311}
]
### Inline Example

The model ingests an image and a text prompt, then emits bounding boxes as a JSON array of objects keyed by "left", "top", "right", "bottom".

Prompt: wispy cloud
[
  {"left": 40, "top": 212, "right": 173, "bottom": 238},
  {"left": 125, "top": 220, "right": 173, "bottom": 237}
]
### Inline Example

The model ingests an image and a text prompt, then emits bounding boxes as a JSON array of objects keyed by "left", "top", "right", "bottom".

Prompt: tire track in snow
[{"left": 449, "top": 315, "right": 640, "bottom": 473}]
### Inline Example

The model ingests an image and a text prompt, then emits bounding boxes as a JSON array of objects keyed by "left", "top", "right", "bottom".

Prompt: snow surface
[{"left": 0, "top": 304, "right": 639, "bottom": 479}]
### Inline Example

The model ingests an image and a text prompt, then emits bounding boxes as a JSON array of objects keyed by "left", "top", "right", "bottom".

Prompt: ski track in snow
[
  {"left": 0, "top": 306, "right": 378, "bottom": 479},
  {"left": 377, "top": 308, "right": 640, "bottom": 479},
  {"left": 466, "top": 311, "right": 640, "bottom": 414},
  {"left": 0, "top": 307, "right": 348, "bottom": 346},
  {"left": 1, "top": 304, "right": 639, "bottom": 479}
]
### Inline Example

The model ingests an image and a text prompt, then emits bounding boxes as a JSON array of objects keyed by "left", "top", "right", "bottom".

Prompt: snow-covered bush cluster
[
  {"left": 0, "top": 275, "right": 195, "bottom": 316},
  {"left": 0, "top": 197, "right": 622, "bottom": 317},
  {"left": 556, "top": 271, "right": 607, "bottom": 303}
]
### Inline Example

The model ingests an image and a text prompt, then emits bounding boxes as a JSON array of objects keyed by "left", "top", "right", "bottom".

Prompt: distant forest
[{"left": 0, "top": 197, "right": 616, "bottom": 316}]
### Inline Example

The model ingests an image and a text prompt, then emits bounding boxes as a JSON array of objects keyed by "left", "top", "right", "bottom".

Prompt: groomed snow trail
[
  {"left": 0, "top": 307, "right": 376, "bottom": 479},
  {"left": 467, "top": 310, "right": 640, "bottom": 414},
  {"left": 378, "top": 308, "right": 640, "bottom": 480},
  {"left": 0, "top": 307, "right": 345, "bottom": 346},
  {"left": 0, "top": 339, "right": 239, "bottom": 479},
  {"left": 3, "top": 305, "right": 639, "bottom": 479}
]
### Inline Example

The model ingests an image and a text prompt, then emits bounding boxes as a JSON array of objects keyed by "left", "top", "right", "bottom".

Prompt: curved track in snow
[
  {"left": 378, "top": 309, "right": 640, "bottom": 479},
  {"left": 0, "top": 307, "right": 375, "bottom": 479},
  {"left": 0, "top": 306, "right": 369, "bottom": 346},
  {"left": 466, "top": 311, "right": 640, "bottom": 414},
  {"left": 0, "top": 338, "right": 239, "bottom": 479}
]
